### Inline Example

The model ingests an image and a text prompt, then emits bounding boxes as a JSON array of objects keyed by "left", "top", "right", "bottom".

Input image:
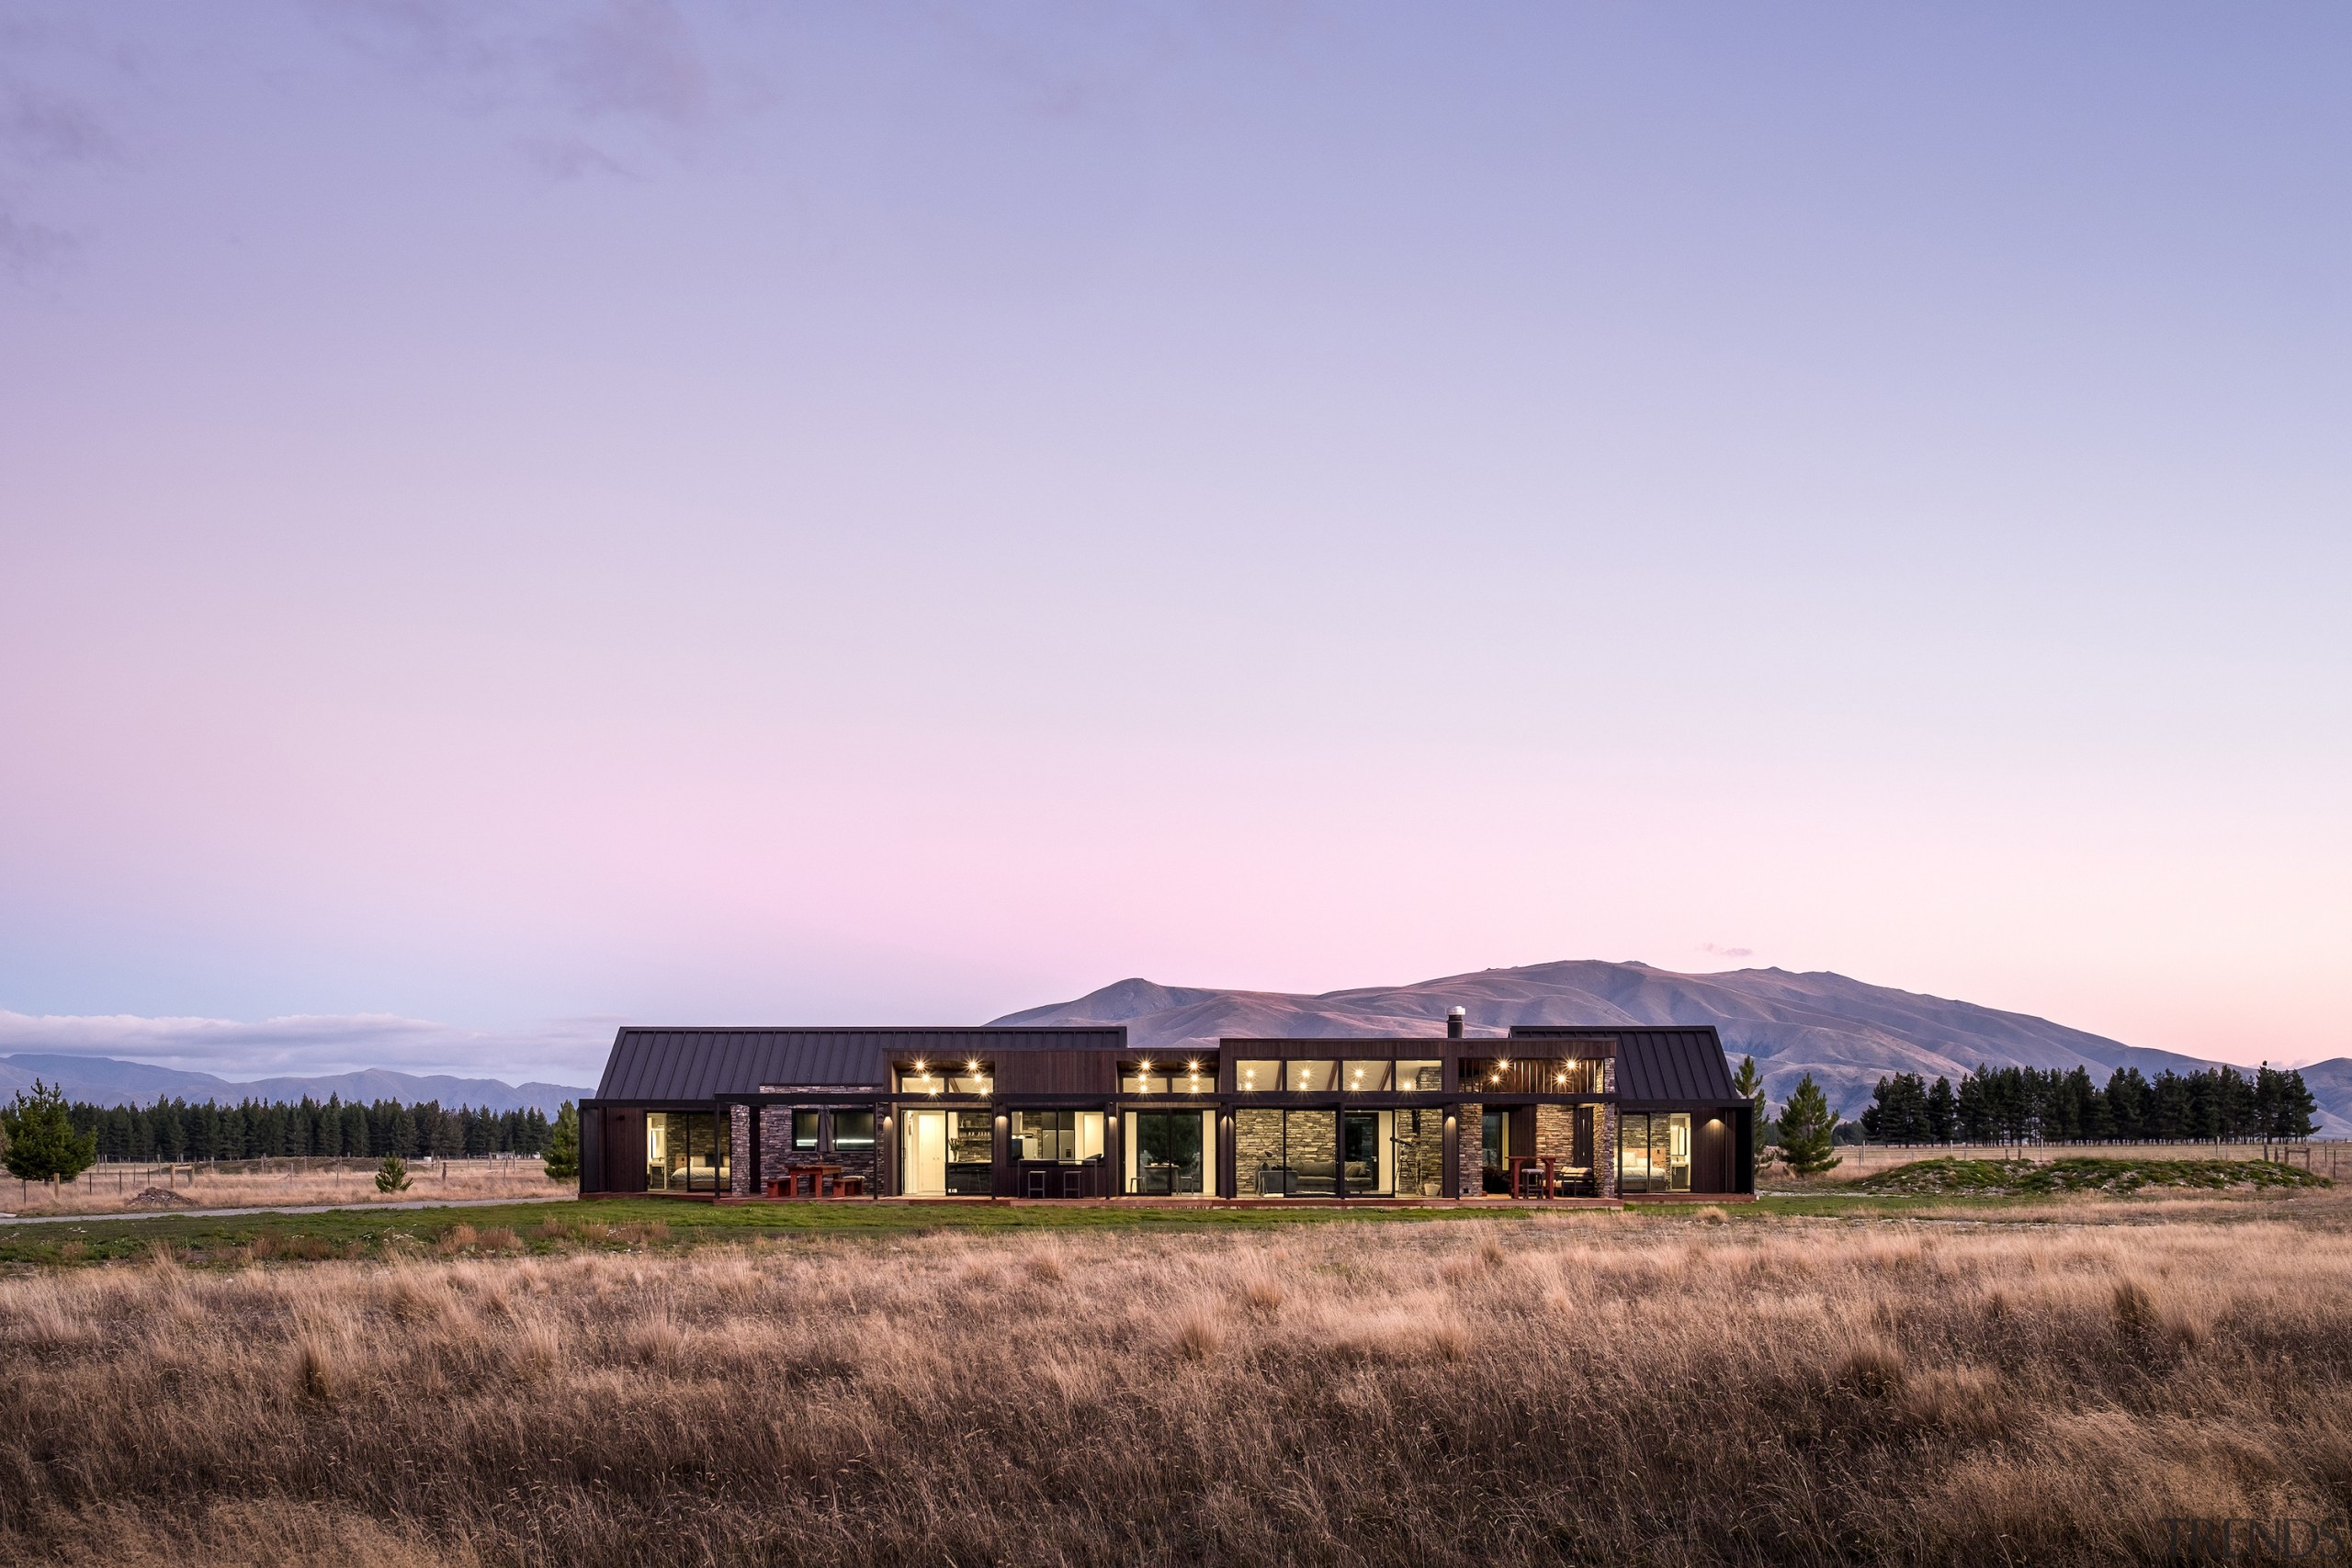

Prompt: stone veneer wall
[
  {"left": 1534, "top": 1103, "right": 1575, "bottom": 1161},
  {"left": 729, "top": 1105, "right": 751, "bottom": 1196},
  {"left": 1234, "top": 1108, "right": 1283, "bottom": 1195},
  {"left": 1232, "top": 1109, "right": 1355, "bottom": 1195},
  {"left": 1394, "top": 1107, "right": 1446, "bottom": 1196},
  {"left": 1454, "top": 1100, "right": 1484, "bottom": 1198},
  {"left": 1597, "top": 1104, "right": 1619, "bottom": 1199},
  {"left": 1285, "top": 1111, "right": 1337, "bottom": 1191}
]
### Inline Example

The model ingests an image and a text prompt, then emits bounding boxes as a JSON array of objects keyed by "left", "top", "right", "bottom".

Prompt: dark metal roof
[
  {"left": 593, "top": 1026, "right": 1128, "bottom": 1100},
  {"left": 1509, "top": 1025, "right": 1741, "bottom": 1104}
]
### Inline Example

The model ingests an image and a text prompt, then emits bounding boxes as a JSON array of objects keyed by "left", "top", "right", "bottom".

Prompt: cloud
[
  {"left": 311, "top": 0, "right": 724, "bottom": 138},
  {"left": 0, "top": 206, "right": 75, "bottom": 276},
  {"left": 0, "top": 82, "right": 122, "bottom": 166},
  {"left": 541, "top": 0, "right": 709, "bottom": 128},
  {"left": 0, "top": 1009, "right": 615, "bottom": 1082},
  {"left": 1700, "top": 942, "right": 1756, "bottom": 959},
  {"left": 519, "top": 133, "right": 633, "bottom": 181}
]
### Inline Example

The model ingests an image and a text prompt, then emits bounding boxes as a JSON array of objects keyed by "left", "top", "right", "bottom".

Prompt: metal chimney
[{"left": 1446, "top": 1007, "right": 1465, "bottom": 1040}]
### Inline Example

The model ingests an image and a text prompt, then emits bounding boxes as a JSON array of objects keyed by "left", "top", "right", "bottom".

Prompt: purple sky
[{"left": 2, "top": 4, "right": 2346, "bottom": 1082}]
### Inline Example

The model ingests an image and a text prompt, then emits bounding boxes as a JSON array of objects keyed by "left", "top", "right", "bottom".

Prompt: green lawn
[{"left": 0, "top": 1196, "right": 1556, "bottom": 1266}]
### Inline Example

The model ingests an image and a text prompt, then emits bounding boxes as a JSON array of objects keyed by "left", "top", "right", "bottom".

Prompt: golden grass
[
  {"left": 3, "top": 1211, "right": 2349, "bottom": 1564},
  {"left": 0, "top": 1159, "right": 560, "bottom": 1216}
]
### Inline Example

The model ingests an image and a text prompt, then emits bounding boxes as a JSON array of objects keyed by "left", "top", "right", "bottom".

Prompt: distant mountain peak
[{"left": 992, "top": 958, "right": 2351, "bottom": 1134}]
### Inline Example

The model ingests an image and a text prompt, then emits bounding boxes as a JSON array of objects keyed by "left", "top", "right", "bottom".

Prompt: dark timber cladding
[{"left": 582, "top": 1017, "right": 1757, "bottom": 1201}]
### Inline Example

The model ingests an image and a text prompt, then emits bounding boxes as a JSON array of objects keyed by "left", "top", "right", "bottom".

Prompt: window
[
  {"left": 644, "top": 1111, "right": 728, "bottom": 1192},
  {"left": 895, "top": 1064, "right": 947, "bottom": 1095},
  {"left": 1482, "top": 1110, "right": 1510, "bottom": 1193},
  {"left": 948, "top": 1061, "right": 993, "bottom": 1095},
  {"left": 1617, "top": 1113, "right": 1690, "bottom": 1193},
  {"left": 1396, "top": 1059, "right": 1443, "bottom": 1092},
  {"left": 947, "top": 1110, "right": 993, "bottom": 1194},
  {"left": 1119, "top": 1066, "right": 1171, "bottom": 1094},
  {"left": 1235, "top": 1060, "right": 1278, "bottom": 1092},
  {"left": 1343, "top": 1060, "right": 1393, "bottom": 1092},
  {"left": 832, "top": 1110, "right": 876, "bottom": 1149},
  {"left": 1127, "top": 1110, "right": 1207, "bottom": 1194},
  {"left": 1015, "top": 1110, "right": 1075, "bottom": 1162},
  {"left": 1286, "top": 1060, "right": 1339, "bottom": 1093},
  {"left": 792, "top": 1111, "right": 820, "bottom": 1150},
  {"left": 1236, "top": 1108, "right": 1341, "bottom": 1197}
]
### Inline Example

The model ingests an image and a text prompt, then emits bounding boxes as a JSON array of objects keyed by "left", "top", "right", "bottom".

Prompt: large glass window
[
  {"left": 1119, "top": 1066, "right": 1171, "bottom": 1093},
  {"left": 1617, "top": 1113, "right": 1690, "bottom": 1193},
  {"left": 1343, "top": 1111, "right": 1391, "bottom": 1195},
  {"left": 1238, "top": 1109, "right": 1340, "bottom": 1197},
  {"left": 1235, "top": 1060, "right": 1279, "bottom": 1093},
  {"left": 644, "top": 1111, "right": 728, "bottom": 1192},
  {"left": 1015, "top": 1110, "right": 1076, "bottom": 1161},
  {"left": 1127, "top": 1111, "right": 1206, "bottom": 1195},
  {"left": 1395, "top": 1106, "right": 1445, "bottom": 1195},
  {"left": 832, "top": 1110, "right": 876, "bottom": 1148},
  {"left": 1396, "top": 1059, "right": 1443, "bottom": 1092},
  {"left": 947, "top": 1110, "right": 993, "bottom": 1195},
  {"left": 1342, "top": 1060, "right": 1393, "bottom": 1092},
  {"left": 792, "top": 1111, "right": 820, "bottom": 1150},
  {"left": 1620, "top": 1112, "right": 1652, "bottom": 1192},
  {"left": 1482, "top": 1111, "right": 1510, "bottom": 1194}
]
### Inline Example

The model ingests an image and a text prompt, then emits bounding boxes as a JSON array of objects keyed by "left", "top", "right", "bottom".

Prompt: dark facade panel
[
  {"left": 996, "top": 1050, "right": 1117, "bottom": 1095},
  {"left": 1510, "top": 1024, "right": 1740, "bottom": 1104},
  {"left": 594, "top": 1026, "right": 1127, "bottom": 1101}
]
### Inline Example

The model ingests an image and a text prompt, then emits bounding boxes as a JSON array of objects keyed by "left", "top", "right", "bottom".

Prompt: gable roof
[
  {"left": 1509, "top": 1024, "right": 1740, "bottom": 1103},
  {"left": 593, "top": 1026, "right": 1128, "bottom": 1100}
]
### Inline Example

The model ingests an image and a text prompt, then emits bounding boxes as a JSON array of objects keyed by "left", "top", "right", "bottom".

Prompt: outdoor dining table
[
  {"left": 766, "top": 1165, "right": 842, "bottom": 1199},
  {"left": 1510, "top": 1156, "right": 1557, "bottom": 1199}
]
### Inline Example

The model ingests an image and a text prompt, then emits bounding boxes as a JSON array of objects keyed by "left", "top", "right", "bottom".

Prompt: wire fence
[
  {"left": 9, "top": 1154, "right": 553, "bottom": 1211},
  {"left": 1806, "top": 1138, "right": 2346, "bottom": 1178}
]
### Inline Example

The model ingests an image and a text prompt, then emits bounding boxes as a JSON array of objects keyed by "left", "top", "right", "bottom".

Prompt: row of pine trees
[
  {"left": 62, "top": 1095, "right": 554, "bottom": 1164},
  {"left": 1858, "top": 1063, "right": 2317, "bottom": 1145}
]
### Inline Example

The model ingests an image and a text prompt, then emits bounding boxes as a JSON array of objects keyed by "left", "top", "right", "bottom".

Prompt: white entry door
[{"left": 905, "top": 1111, "right": 948, "bottom": 1195}]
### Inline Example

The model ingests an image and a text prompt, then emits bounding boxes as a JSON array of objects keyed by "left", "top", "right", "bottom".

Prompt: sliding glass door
[{"left": 1127, "top": 1111, "right": 1206, "bottom": 1195}]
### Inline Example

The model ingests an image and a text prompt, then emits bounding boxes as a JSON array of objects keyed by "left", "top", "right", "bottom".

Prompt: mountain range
[
  {"left": 992, "top": 961, "right": 2352, "bottom": 1135},
  {"left": 10, "top": 960, "right": 2340, "bottom": 1135},
  {"left": 0, "top": 1055, "right": 588, "bottom": 1117}
]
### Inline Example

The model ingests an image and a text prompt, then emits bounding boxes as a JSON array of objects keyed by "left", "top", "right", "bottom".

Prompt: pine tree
[
  {"left": 1731, "top": 1055, "right": 1767, "bottom": 1125},
  {"left": 543, "top": 1102, "right": 581, "bottom": 1183},
  {"left": 1925, "top": 1077, "right": 1957, "bottom": 1145},
  {"left": 1775, "top": 1074, "right": 1842, "bottom": 1176},
  {"left": 2, "top": 1080, "right": 100, "bottom": 1191},
  {"left": 376, "top": 1153, "right": 412, "bottom": 1193}
]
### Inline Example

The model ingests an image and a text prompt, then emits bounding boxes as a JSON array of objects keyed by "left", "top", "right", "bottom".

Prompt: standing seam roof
[
  {"left": 1509, "top": 1025, "right": 1739, "bottom": 1103},
  {"left": 594, "top": 1027, "right": 1129, "bottom": 1100}
]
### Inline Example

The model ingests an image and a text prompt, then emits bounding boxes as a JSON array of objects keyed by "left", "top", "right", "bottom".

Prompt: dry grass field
[
  {"left": 0, "top": 1158, "right": 561, "bottom": 1216},
  {"left": 3, "top": 1200, "right": 2349, "bottom": 1567}
]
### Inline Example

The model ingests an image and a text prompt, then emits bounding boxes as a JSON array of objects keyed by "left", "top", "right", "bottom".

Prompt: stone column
[
  {"left": 728, "top": 1104, "right": 751, "bottom": 1197},
  {"left": 1598, "top": 1104, "right": 1620, "bottom": 1199},
  {"left": 1455, "top": 1100, "right": 1484, "bottom": 1198}
]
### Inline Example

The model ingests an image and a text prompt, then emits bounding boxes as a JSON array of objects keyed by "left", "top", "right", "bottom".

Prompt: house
[{"left": 578, "top": 1010, "right": 1755, "bottom": 1201}]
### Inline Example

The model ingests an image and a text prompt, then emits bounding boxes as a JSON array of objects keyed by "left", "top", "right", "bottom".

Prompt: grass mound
[{"left": 1852, "top": 1155, "right": 2330, "bottom": 1197}]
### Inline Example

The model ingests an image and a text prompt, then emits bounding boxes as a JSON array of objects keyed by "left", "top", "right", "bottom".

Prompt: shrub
[{"left": 376, "top": 1155, "right": 412, "bottom": 1194}]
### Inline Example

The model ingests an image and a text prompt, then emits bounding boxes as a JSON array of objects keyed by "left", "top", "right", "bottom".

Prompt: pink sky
[{"left": 0, "top": 5, "right": 2346, "bottom": 1080}]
